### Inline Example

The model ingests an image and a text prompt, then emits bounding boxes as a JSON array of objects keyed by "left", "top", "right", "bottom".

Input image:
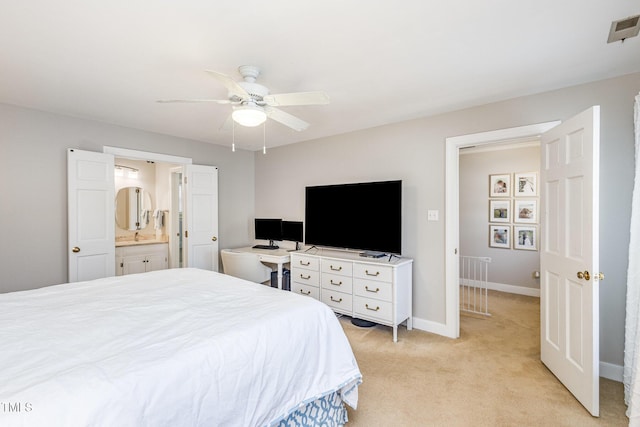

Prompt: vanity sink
[{"left": 115, "top": 237, "right": 167, "bottom": 247}]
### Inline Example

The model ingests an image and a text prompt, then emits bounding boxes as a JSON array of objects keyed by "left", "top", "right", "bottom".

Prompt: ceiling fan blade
[
  {"left": 263, "top": 91, "right": 329, "bottom": 107},
  {"left": 264, "top": 106, "right": 309, "bottom": 131},
  {"left": 156, "top": 98, "right": 233, "bottom": 104},
  {"left": 205, "top": 69, "right": 250, "bottom": 98}
]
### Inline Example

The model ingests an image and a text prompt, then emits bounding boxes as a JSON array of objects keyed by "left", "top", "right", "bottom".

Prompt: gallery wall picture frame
[
  {"left": 514, "top": 226, "right": 537, "bottom": 251},
  {"left": 489, "top": 173, "right": 511, "bottom": 197},
  {"left": 489, "top": 225, "right": 511, "bottom": 249},
  {"left": 489, "top": 199, "right": 510, "bottom": 223},
  {"left": 515, "top": 172, "right": 537, "bottom": 196},
  {"left": 514, "top": 199, "right": 537, "bottom": 223}
]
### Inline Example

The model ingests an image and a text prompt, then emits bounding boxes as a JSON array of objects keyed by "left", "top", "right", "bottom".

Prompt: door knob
[
  {"left": 72, "top": 247, "right": 81, "bottom": 253},
  {"left": 211, "top": 236, "right": 217, "bottom": 241},
  {"left": 597, "top": 272, "right": 605, "bottom": 281},
  {"left": 576, "top": 270, "right": 590, "bottom": 280}
]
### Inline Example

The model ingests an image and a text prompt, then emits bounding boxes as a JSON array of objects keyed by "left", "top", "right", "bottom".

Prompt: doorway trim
[
  {"left": 444, "top": 120, "right": 560, "bottom": 338},
  {"left": 103, "top": 146, "right": 192, "bottom": 165}
]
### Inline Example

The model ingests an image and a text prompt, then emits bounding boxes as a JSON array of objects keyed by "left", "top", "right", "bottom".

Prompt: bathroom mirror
[{"left": 115, "top": 187, "right": 153, "bottom": 231}]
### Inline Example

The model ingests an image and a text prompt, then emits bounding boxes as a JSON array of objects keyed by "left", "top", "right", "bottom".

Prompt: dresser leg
[{"left": 393, "top": 325, "right": 398, "bottom": 342}]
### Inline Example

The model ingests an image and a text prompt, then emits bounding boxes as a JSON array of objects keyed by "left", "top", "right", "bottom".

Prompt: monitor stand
[{"left": 253, "top": 240, "right": 279, "bottom": 250}]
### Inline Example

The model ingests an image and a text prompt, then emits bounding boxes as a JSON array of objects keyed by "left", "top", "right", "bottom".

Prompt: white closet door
[
  {"left": 184, "top": 165, "right": 219, "bottom": 271},
  {"left": 67, "top": 149, "right": 115, "bottom": 282}
]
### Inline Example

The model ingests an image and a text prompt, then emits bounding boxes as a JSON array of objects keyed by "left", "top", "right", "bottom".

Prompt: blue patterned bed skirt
[{"left": 276, "top": 391, "right": 348, "bottom": 427}]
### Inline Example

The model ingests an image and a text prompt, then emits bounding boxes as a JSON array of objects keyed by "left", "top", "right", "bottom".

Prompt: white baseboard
[
  {"left": 600, "top": 361, "right": 623, "bottom": 382},
  {"left": 461, "top": 279, "right": 540, "bottom": 298},
  {"left": 486, "top": 281, "right": 540, "bottom": 297},
  {"left": 411, "top": 316, "right": 455, "bottom": 338}
]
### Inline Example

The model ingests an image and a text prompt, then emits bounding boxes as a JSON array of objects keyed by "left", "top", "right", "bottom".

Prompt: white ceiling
[{"left": 1, "top": 1, "right": 639, "bottom": 151}]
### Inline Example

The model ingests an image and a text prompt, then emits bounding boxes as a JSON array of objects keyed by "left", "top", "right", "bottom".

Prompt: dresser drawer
[
  {"left": 353, "top": 296, "right": 393, "bottom": 323},
  {"left": 353, "top": 263, "right": 393, "bottom": 282},
  {"left": 354, "top": 278, "right": 392, "bottom": 302},
  {"left": 321, "top": 259, "right": 352, "bottom": 276},
  {"left": 292, "top": 283, "right": 320, "bottom": 300},
  {"left": 322, "top": 273, "right": 353, "bottom": 294},
  {"left": 291, "top": 268, "right": 320, "bottom": 287},
  {"left": 321, "top": 289, "right": 353, "bottom": 313},
  {"left": 291, "top": 255, "right": 320, "bottom": 271}
]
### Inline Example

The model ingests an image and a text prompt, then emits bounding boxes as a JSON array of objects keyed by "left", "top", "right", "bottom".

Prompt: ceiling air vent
[{"left": 607, "top": 14, "right": 640, "bottom": 43}]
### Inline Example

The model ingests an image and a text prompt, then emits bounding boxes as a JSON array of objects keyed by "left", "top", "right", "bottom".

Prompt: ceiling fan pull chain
[{"left": 263, "top": 121, "right": 267, "bottom": 154}]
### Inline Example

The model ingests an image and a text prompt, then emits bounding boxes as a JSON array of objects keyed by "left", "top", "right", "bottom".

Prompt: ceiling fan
[{"left": 158, "top": 65, "right": 329, "bottom": 131}]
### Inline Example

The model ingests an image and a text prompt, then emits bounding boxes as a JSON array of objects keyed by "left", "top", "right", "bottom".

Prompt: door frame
[
  {"left": 103, "top": 146, "right": 192, "bottom": 166},
  {"left": 444, "top": 120, "right": 560, "bottom": 338}
]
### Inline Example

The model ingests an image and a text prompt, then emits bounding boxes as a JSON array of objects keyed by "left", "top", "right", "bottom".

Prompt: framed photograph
[
  {"left": 489, "top": 174, "right": 511, "bottom": 197},
  {"left": 489, "top": 225, "right": 510, "bottom": 249},
  {"left": 514, "top": 199, "right": 537, "bottom": 223},
  {"left": 515, "top": 172, "right": 537, "bottom": 196},
  {"left": 514, "top": 226, "right": 537, "bottom": 251},
  {"left": 489, "top": 199, "right": 510, "bottom": 223}
]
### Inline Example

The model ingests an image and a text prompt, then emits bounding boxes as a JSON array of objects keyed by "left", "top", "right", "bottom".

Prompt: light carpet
[{"left": 341, "top": 291, "right": 627, "bottom": 426}]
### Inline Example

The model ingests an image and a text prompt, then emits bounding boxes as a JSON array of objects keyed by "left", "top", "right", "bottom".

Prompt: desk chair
[{"left": 220, "top": 249, "right": 273, "bottom": 284}]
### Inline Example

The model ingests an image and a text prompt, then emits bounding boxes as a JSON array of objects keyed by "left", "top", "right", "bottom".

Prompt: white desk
[{"left": 233, "top": 247, "right": 291, "bottom": 289}]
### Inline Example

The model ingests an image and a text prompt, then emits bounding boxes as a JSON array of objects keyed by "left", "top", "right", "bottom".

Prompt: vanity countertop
[{"left": 115, "top": 239, "right": 168, "bottom": 247}]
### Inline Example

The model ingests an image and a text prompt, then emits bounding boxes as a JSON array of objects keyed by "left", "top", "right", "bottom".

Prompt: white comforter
[{"left": 0, "top": 268, "right": 361, "bottom": 427}]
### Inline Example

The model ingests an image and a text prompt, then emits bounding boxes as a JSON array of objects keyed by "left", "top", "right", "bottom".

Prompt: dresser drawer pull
[
  {"left": 299, "top": 260, "right": 311, "bottom": 266},
  {"left": 330, "top": 296, "right": 343, "bottom": 303},
  {"left": 330, "top": 279, "right": 342, "bottom": 286},
  {"left": 365, "top": 304, "right": 381, "bottom": 311},
  {"left": 300, "top": 274, "right": 311, "bottom": 280},
  {"left": 365, "top": 270, "right": 380, "bottom": 277},
  {"left": 330, "top": 265, "right": 342, "bottom": 271},
  {"left": 365, "top": 286, "right": 380, "bottom": 293},
  {"left": 299, "top": 289, "right": 311, "bottom": 295}
]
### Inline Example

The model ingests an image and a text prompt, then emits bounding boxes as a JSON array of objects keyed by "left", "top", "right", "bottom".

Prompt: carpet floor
[{"left": 341, "top": 290, "right": 627, "bottom": 426}]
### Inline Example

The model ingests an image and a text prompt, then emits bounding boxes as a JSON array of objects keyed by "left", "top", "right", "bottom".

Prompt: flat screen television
[{"left": 305, "top": 180, "right": 402, "bottom": 255}]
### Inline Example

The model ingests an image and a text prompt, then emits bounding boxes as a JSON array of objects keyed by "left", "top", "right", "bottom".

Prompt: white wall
[
  {"left": 0, "top": 103, "right": 256, "bottom": 293},
  {"left": 460, "top": 144, "right": 541, "bottom": 291},
  {"left": 254, "top": 72, "right": 640, "bottom": 368}
]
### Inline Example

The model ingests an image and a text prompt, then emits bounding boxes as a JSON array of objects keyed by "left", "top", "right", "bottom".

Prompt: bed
[{"left": 0, "top": 268, "right": 361, "bottom": 427}]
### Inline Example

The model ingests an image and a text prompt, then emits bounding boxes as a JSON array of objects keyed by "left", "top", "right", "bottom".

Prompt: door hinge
[
  {"left": 185, "top": 230, "right": 188, "bottom": 238},
  {"left": 184, "top": 176, "right": 187, "bottom": 184}
]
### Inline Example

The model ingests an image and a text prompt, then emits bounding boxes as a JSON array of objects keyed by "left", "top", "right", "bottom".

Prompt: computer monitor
[
  {"left": 282, "top": 221, "right": 303, "bottom": 250},
  {"left": 254, "top": 218, "right": 282, "bottom": 249}
]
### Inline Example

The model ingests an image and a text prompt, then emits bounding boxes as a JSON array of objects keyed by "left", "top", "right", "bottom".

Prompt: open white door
[
  {"left": 540, "top": 106, "right": 600, "bottom": 416},
  {"left": 67, "top": 149, "right": 115, "bottom": 282},
  {"left": 184, "top": 165, "right": 219, "bottom": 271}
]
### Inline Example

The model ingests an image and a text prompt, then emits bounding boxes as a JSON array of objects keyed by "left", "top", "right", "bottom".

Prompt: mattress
[{"left": 0, "top": 268, "right": 361, "bottom": 426}]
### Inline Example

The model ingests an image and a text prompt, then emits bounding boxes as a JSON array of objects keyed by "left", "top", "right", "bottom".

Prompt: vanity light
[{"left": 115, "top": 165, "right": 140, "bottom": 179}]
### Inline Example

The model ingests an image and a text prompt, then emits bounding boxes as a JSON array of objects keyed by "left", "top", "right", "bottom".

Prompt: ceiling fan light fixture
[{"left": 232, "top": 104, "right": 267, "bottom": 127}]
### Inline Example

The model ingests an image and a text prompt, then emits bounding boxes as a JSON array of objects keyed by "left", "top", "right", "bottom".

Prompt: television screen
[
  {"left": 305, "top": 180, "right": 402, "bottom": 254},
  {"left": 282, "top": 221, "right": 304, "bottom": 243},
  {"left": 254, "top": 218, "right": 282, "bottom": 241}
]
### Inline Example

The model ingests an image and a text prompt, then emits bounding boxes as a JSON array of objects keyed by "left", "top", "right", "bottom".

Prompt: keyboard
[{"left": 252, "top": 245, "right": 279, "bottom": 250}]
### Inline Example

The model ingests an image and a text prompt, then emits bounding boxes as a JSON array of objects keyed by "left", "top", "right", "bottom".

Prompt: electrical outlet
[{"left": 427, "top": 210, "right": 439, "bottom": 221}]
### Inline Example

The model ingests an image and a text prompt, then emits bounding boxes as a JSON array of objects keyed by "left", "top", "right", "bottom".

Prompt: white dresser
[{"left": 290, "top": 249, "right": 413, "bottom": 342}]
